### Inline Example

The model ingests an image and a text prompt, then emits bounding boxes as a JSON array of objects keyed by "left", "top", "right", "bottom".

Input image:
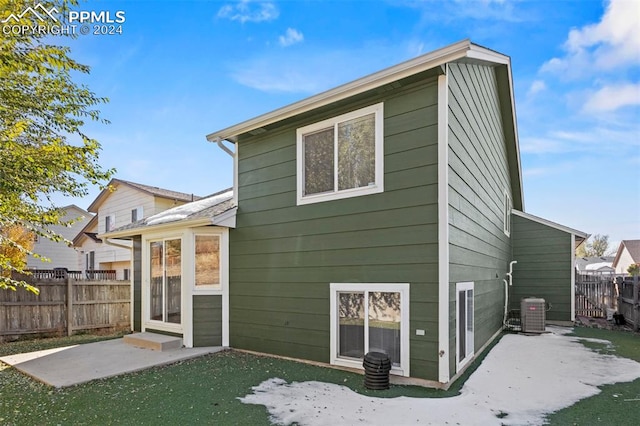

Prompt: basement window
[{"left": 329, "top": 282, "right": 409, "bottom": 376}]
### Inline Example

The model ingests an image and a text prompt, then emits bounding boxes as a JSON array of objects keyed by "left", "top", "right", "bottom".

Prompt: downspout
[
  {"left": 214, "top": 137, "right": 236, "bottom": 349},
  {"left": 102, "top": 237, "right": 133, "bottom": 278},
  {"left": 215, "top": 137, "right": 238, "bottom": 207},
  {"left": 103, "top": 238, "right": 132, "bottom": 251},
  {"left": 503, "top": 260, "right": 518, "bottom": 328}
]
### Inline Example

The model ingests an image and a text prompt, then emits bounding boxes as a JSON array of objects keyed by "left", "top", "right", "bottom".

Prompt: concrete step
[{"left": 123, "top": 332, "right": 182, "bottom": 351}]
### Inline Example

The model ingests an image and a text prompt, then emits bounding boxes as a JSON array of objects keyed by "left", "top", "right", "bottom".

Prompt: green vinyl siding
[
  {"left": 511, "top": 214, "right": 572, "bottom": 322},
  {"left": 193, "top": 295, "right": 222, "bottom": 347},
  {"left": 446, "top": 63, "right": 512, "bottom": 376},
  {"left": 132, "top": 235, "right": 142, "bottom": 332},
  {"left": 231, "top": 76, "right": 441, "bottom": 380}
]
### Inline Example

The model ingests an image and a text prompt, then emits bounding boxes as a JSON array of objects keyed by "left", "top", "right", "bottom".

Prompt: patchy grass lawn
[
  {"left": 545, "top": 327, "right": 640, "bottom": 425},
  {"left": 0, "top": 328, "right": 637, "bottom": 425},
  {"left": 0, "top": 333, "right": 493, "bottom": 425}
]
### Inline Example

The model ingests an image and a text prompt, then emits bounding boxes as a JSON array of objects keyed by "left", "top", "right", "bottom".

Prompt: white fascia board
[
  {"left": 211, "top": 207, "right": 237, "bottom": 228},
  {"left": 512, "top": 209, "right": 588, "bottom": 238},
  {"left": 466, "top": 44, "right": 510, "bottom": 65},
  {"left": 100, "top": 218, "right": 213, "bottom": 239},
  {"left": 101, "top": 208, "right": 237, "bottom": 239},
  {"left": 206, "top": 39, "right": 478, "bottom": 143},
  {"left": 502, "top": 62, "right": 525, "bottom": 211}
]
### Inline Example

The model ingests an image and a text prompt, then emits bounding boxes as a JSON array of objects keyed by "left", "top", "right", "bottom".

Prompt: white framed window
[
  {"left": 456, "top": 281, "right": 474, "bottom": 371},
  {"left": 194, "top": 233, "right": 221, "bottom": 290},
  {"left": 105, "top": 214, "right": 115, "bottom": 232},
  {"left": 131, "top": 207, "right": 143, "bottom": 223},
  {"left": 296, "top": 103, "right": 384, "bottom": 205},
  {"left": 503, "top": 190, "right": 512, "bottom": 236},
  {"left": 330, "top": 283, "right": 409, "bottom": 377}
]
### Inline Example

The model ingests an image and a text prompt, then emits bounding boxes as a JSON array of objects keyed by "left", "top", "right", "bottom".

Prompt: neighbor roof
[
  {"left": 575, "top": 257, "right": 615, "bottom": 272},
  {"left": 612, "top": 239, "right": 640, "bottom": 268},
  {"left": 87, "top": 178, "right": 202, "bottom": 213},
  {"left": 101, "top": 188, "right": 235, "bottom": 238},
  {"left": 72, "top": 214, "right": 98, "bottom": 246}
]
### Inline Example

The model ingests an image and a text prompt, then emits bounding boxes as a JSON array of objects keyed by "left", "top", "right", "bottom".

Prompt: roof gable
[
  {"left": 206, "top": 40, "right": 509, "bottom": 144},
  {"left": 612, "top": 239, "right": 640, "bottom": 267},
  {"left": 87, "top": 179, "right": 201, "bottom": 213},
  {"left": 205, "top": 39, "right": 523, "bottom": 210},
  {"left": 72, "top": 214, "right": 98, "bottom": 246}
]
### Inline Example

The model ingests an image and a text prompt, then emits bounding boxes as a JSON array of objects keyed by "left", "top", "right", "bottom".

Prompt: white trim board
[{"left": 437, "top": 71, "right": 450, "bottom": 384}]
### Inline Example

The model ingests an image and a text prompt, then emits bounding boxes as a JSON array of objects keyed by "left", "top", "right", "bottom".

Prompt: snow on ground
[{"left": 239, "top": 327, "right": 640, "bottom": 425}]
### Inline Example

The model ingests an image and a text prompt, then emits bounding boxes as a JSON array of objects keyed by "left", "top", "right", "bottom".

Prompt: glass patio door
[
  {"left": 149, "top": 238, "right": 182, "bottom": 324},
  {"left": 337, "top": 290, "right": 401, "bottom": 366}
]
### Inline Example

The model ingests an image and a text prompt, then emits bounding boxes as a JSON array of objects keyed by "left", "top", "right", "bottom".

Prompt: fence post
[
  {"left": 634, "top": 275, "right": 639, "bottom": 332},
  {"left": 67, "top": 274, "right": 73, "bottom": 336}
]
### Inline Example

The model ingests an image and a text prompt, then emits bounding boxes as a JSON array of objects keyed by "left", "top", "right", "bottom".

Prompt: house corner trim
[{"left": 437, "top": 70, "right": 450, "bottom": 384}]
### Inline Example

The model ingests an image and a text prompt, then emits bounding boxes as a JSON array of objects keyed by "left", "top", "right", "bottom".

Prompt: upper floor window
[
  {"left": 105, "top": 214, "right": 115, "bottom": 232},
  {"left": 131, "top": 207, "right": 143, "bottom": 223},
  {"left": 296, "top": 103, "right": 384, "bottom": 205}
]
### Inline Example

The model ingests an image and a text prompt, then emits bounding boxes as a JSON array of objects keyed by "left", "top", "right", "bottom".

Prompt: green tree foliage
[
  {"left": 0, "top": 0, "right": 114, "bottom": 292},
  {"left": 0, "top": 224, "right": 34, "bottom": 288},
  {"left": 628, "top": 263, "right": 639, "bottom": 276},
  {"left": 576, "top": 234, "right": 612, "bottom": 257}
]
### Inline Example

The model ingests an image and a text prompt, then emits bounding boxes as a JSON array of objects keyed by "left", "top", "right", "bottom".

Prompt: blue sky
[{"left": 48, "top": 0, "right": 638, "bottom": 248}]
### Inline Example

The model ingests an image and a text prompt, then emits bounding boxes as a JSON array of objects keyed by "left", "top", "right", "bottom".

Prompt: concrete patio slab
[{"left": 0, "top": 338, "right": 223, "bottom": 388}]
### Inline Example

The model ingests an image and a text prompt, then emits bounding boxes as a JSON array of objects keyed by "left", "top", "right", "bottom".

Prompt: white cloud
[
  {"left": 582, "top": 82, "right": 640, "bottom": 113},
  {"left": 542, "top": 0, "right": 640, "bottom": 76},
  {"left": 217, "top": 1, "right": 279, "bottom": 23},
  {"left": 527, "top": 79, "right": 546, "bottom": 96},
  {"left": 520, "top": 124, "right": 639, "bottom": 155},
  {"left": 278, "top": 28, "right": 304, "bottom": 47}
]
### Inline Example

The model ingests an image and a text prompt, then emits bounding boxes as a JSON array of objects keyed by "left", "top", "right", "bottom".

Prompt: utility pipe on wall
[{"left": 503, "top": 260, "right": 518, "bottom": 328}]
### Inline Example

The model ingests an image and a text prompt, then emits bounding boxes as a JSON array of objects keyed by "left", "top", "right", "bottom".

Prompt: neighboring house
[
  {"left": 104, "top": 40, "right": 587, "bottom": 387},
  {"left": 74, "top": 179, "right": 201, "bottom": 280},
  {"left": 575, "top": 256, "right": 615, "bottom": 275},
  {"left": 27, "top": 205, "right": 91, "bottom": 271},
  {"left": 612, "top": 240, "right": 640, "bottom": 275}
]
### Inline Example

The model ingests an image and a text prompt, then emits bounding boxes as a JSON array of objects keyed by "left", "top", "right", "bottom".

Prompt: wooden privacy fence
[
  {"left": 0, "top": 273, "right": 130, "bottom": 340},
  {"left": 575, "top": 273, "right": 618, "bottom": 318},
  {"left": 26, "top": 269, "right": 117, "bottom": 281},
  {"left": 618, "top": 276, "right": 639, "bottom": 331}
]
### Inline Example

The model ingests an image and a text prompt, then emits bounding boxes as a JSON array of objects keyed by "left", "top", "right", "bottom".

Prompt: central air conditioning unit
[{"left": 521, "top": 297, "right": 546, "bottom": 333}]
